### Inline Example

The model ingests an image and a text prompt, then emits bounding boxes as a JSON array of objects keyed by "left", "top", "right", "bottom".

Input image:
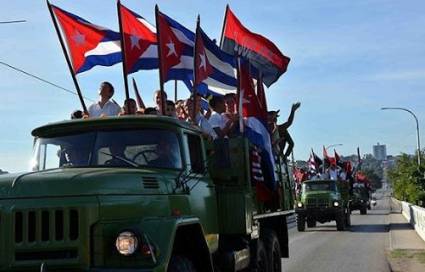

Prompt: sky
[{"left": 1, "top": 0, "right": 425, "bottom": 173}]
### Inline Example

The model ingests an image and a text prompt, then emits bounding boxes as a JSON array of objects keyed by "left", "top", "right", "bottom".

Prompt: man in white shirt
[
  {"left": 88, "top": 82, "right": 121, "bottom": 118},
  {"left": 208, "top": 96, "right": 235, "bottom": 138},
  {"left": 154, "top": 90, "right": 167, "bottom": 115},
  {"left": 328, "top": 164, "right": 338, "bottom": 180},
  {"left": 184, "top": 99, "right": 217, "bottom": 140}
]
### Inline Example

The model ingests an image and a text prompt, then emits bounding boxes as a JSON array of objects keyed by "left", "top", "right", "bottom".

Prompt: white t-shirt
[
  {"left": 208, "top": 111, "right": 228, "bottom": 130},
  {"left": 195, "top": 113, "right": 218, "bottom": 139},
  {"left": 88, "top": 100, "right": 121, "bottom": 118},
  {"left": 329, "top": 169, "right": 338, "bottom": 180}
]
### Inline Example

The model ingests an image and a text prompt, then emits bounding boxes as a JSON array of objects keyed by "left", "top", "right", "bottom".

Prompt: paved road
[{"left": 283, "top": 196, "right": 392, "bottom": 272}]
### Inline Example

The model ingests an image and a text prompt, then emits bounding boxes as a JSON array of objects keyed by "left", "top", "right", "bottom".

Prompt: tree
[{"left": 388, "top": 153, "right": 425, "bottom": 206}]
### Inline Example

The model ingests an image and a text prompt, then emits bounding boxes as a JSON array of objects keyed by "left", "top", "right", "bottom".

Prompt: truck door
[{"left": 183, "top": 133, "right": 219, "bottom": 237}]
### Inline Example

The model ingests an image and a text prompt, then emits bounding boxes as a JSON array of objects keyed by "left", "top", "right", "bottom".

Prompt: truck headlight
[
  {"left": 297, "top": 202, "right": 303, "bottom": 208},
  {"left": 333, "top": 201, "right": 339, "bottom": 207},
  {"left": 115, "top": 231, "right": 139, "bottom": 256}
]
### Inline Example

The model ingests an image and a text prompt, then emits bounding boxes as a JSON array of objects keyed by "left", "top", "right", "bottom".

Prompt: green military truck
[
  {"left": 350, "top": 184, "right": 371, "bottom": 215},
  {"left": 0, "top": 116, "right": 294, "bottom": 271},
  {"left": 295, "top": 179, "right": 351, "bottom": 231}
]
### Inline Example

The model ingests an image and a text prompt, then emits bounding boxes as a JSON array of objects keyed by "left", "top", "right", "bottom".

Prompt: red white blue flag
[
  {"left": 194, "top": 25, "right": 237, "bottom": 96},
  {"left": 50, "top": 5, "right": 121, "bottom": 74},
  {"left": 118, "top": 3, "right": 158, "bottom": 73},
  {"left": 155, "top": 8, "right": 194, "bottom": 83},
  {"left": 239, "top": 59, "right": 276, "bottom": 198}
]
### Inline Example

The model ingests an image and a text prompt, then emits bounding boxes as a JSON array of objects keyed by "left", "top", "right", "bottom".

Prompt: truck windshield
[
  {"left": 32, "top": 129, "right": 182, "bottom": 171},
  {"left": 302, "top": 182, "right": 337, "bottom": 193}
]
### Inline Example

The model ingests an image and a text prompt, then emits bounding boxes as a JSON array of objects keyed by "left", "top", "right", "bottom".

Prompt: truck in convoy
[
  {"left": 0, "top": 116, "right": 295, "bottom": 271},
  {"left": 349, "top": 183, "right": 371, "bottom": 214},
  {"left": 295, "top": 179, "right": 351, "bottom": 231}
]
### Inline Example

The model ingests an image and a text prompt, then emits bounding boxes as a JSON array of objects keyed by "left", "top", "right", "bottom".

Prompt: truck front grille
[
  {"left": 14, "top": 209, "right": 79, "bottom": 244},
  {"left": 306, "top": 198, "right": 330, "bottom": 208}
]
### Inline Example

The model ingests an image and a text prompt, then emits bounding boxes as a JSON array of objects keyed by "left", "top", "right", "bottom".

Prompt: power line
[
  {"left": 0, "top": 20, "right": 26, "bottom": 24},
  {"left": 0, "top": 61, "right": 94, "bottom": 102}
]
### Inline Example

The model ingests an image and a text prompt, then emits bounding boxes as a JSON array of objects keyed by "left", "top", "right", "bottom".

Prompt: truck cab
[
  {"left": 0, "top": 116, "right": 294, "bottom": 272},
  {"left": 295, "top": 179, "right": 351, "bottom": 231},
  {"left": 350, "top": 183, "right": 371, "bottom": 214}
]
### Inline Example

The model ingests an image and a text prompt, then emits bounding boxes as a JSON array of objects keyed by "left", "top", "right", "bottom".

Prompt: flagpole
[
  {"left": 132, "top": 77, "right": 145, "bottom": 110},
  {"left": 46, "top": 0, "right": 88, "bottom": 113},
  {"left": 236, "top": 56, "right": 244, "bottom": 134},
  {"left": 155, "top": 5, "right": 167, "bottom": 115},
  {"left": 191, "top": 15, "right": 201, "bottom": 124},
  {"left": 174, "top": 80, "right": 178, "bottom": 102},
  {"left": 117, "top": 0, "right": 130, "bottom": 103},
  {"left": 219, "top": 4, "right": 229, "bottom": 48}
]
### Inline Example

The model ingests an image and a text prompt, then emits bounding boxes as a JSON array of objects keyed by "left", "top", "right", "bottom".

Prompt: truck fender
[{"left": 139, "top": 217, "right": 213, "bottom": 272}]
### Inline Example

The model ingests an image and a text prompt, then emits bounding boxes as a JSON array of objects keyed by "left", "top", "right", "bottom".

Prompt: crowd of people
[{"left": 71, "top": 81, "right": 301, "bottom": 159}]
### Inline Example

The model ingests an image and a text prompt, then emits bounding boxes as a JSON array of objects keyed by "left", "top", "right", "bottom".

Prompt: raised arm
[{"left": 279, "top": 102, "right": 301, "bottom": 131}]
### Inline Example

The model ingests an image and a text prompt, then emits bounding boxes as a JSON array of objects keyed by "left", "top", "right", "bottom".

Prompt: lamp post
[
  {"left": 326, "top": 143, "right": 343, "bottom": 151},
  {"left": 381, "top": 107, "right": 421, "bottom": 167}
]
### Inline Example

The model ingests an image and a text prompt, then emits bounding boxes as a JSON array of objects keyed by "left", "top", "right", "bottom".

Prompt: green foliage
[{"left": 388, "top": 153, "right": 425, "bottom": 205}]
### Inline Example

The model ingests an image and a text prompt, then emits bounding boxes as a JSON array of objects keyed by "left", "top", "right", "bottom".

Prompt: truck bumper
[
  {"left": 295, "top": 207, "right": 344, "bottom": 222},
  {"left": 350, "top": 201, "right": 369, "bottom": 211}
]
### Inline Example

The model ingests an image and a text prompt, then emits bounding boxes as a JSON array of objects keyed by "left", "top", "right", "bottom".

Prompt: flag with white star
[
  {"left": 194, "top": 25, "right": 237, "bottom": 96},
  {"left": 50, "top": 5, "right": 121, "bottom": 74},
  {"left": 118, "top": 3, "right": 158, "bottom": 73},
  {"left": 155, "top": 9, "right": 194, "bottom": 83}
]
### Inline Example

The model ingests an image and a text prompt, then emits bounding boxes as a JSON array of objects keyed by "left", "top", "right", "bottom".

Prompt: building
[{"left": 373, "top": 143, "right": 387, "bottom": 161}]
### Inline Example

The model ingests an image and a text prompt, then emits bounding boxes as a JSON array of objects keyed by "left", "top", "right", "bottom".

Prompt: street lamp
[
  {"left": 381, "top": 107, "right": 421, "bottom": 166},
  {"left": 326, "top": 144, "right": 343, "bottom": 151}
]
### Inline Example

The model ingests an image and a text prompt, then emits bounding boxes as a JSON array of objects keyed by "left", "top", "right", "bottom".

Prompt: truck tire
[
  {"left": 307, "top": 219, "right": 316, "bottom": 228},
  {"left": 296, "top": 214, "right": 305, "bottom": 232},
  {"left": 336, "top": 211, "right": 345, "bottom": 231},
  {"left": 345, "top": 209, "right": 351, "bottom": 228},
  {"left": 250, "top": 239, "right": 269, "bottom": 272},
  {"left": 263, "top": 230, "right": 282, "bottom": 272},
  {"left": 168, "top": 255, "right": 197, "bottom": 272},
  {"left": 360, "top": 207, "right": 367, "bottom": 215}
]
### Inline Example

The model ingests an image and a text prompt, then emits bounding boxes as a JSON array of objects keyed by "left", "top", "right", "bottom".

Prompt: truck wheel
[
  {"left": 296, "top": 214, "right": 305, "bottom": 232},
  {"left": 263, "top": 230, "right": 282, "bottom": 272},
  {"left": 168, "top": 256, "right": 197, "bottom": 272},
  {"left": 250, "top": 239, "right": 269, "bottom": 272},
  {"left": 345, "top": 210, "right": 351, "bottom": 228},
  {"left": 307, "top": 219, "right": 316, "bottom": 228},
  {"left": 360, "top": 207, "right": 367, "bottom": 215},
  {"left": 336, "top": 212, "right": 345, "bottom": 231}
]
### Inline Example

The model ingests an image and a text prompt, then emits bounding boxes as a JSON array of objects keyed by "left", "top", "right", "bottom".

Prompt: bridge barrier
[{"left": 392, "top": 198, "right": 425, "bottom": 242}]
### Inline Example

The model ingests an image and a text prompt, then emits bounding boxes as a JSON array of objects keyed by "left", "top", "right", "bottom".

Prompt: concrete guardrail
[{"left": 393, "top": 198, "right": 425, "bottom": 242}]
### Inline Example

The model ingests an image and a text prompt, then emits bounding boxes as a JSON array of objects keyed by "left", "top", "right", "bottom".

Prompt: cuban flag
[
  {"left": 239, "top": 59, "right": 276, "bottom": 200},
  {"left": 194, "top": 25, "right": 237, "bottom": 96},
  {"left": 50, "top": 4, "right": 121, "bottom": 74},
  {"left": 155, "top": 7, "right": 194, "bottom": 83},
  {"left": 118, "top": 3, "right": 158, "bottom": 73}
]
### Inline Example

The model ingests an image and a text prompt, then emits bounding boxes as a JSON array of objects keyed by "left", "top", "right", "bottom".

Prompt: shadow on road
[{"left": 389, "top": 222, "right": 413, "bottom": 230}]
